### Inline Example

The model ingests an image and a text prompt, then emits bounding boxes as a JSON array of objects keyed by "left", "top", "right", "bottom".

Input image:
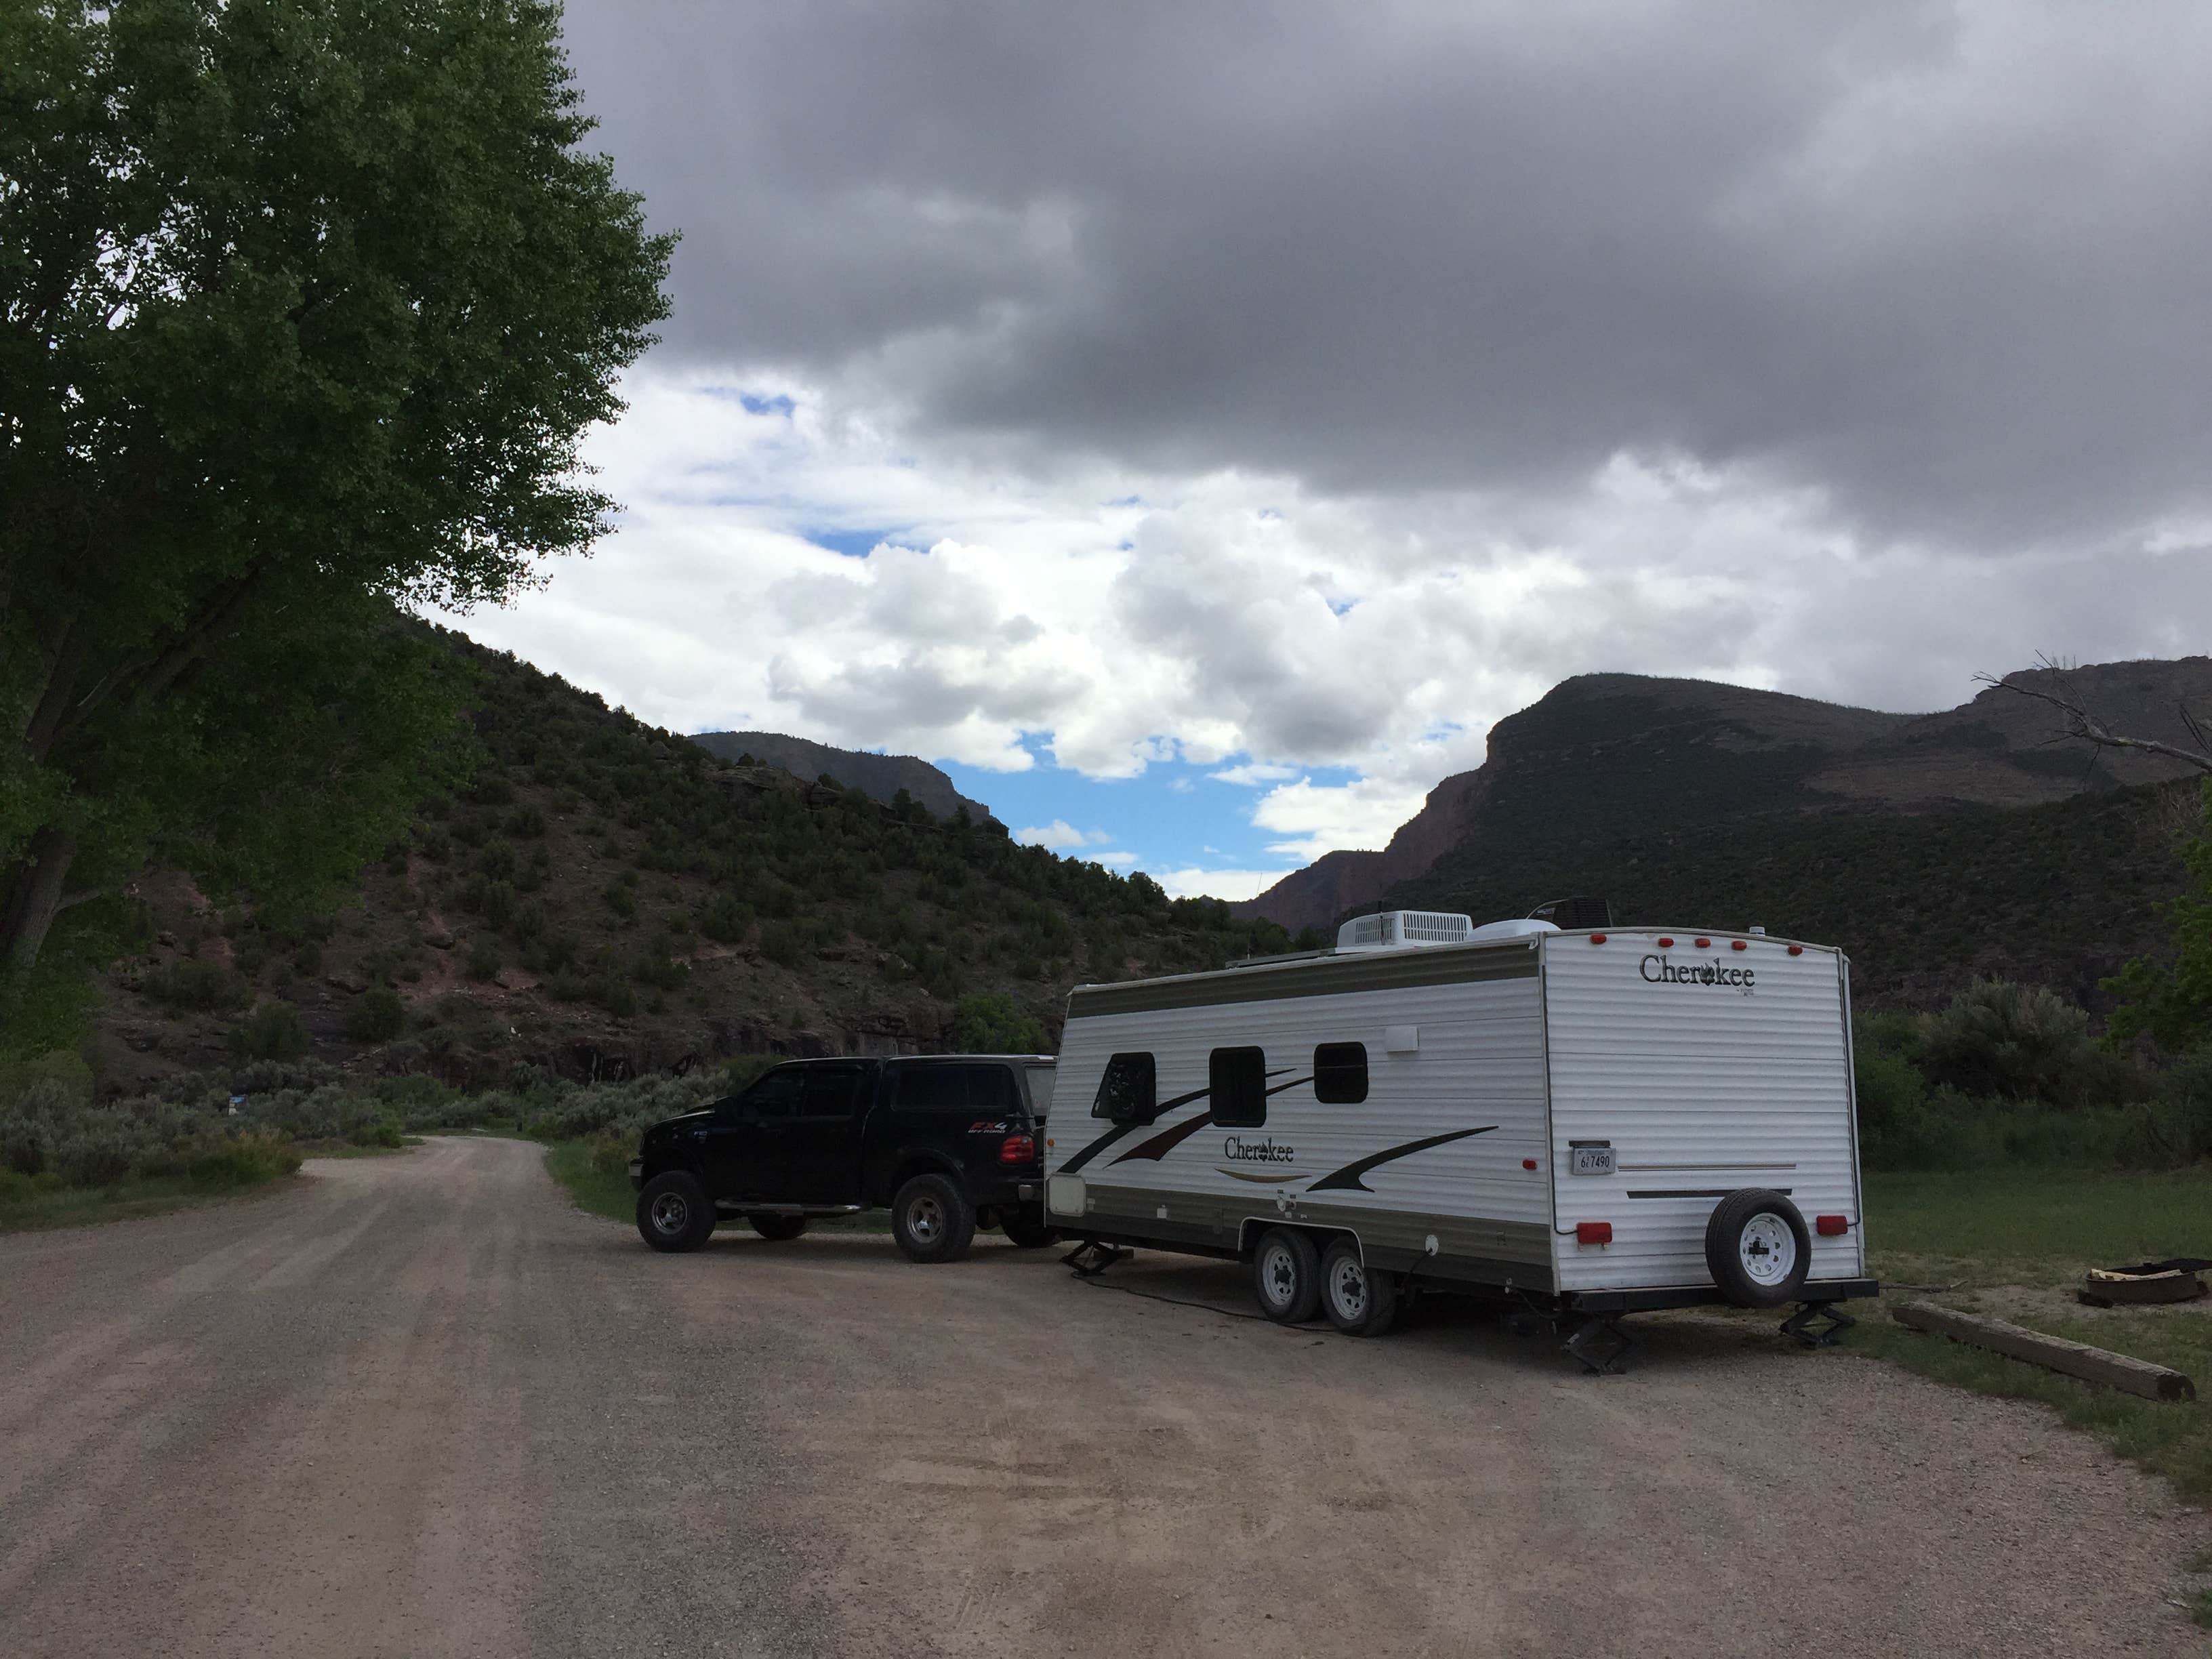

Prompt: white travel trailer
[{"left": 1045, "top": 911, "right": 1875, "bottom": 1368}]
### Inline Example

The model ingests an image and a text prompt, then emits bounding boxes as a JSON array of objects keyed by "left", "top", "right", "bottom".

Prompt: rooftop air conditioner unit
[{"left": 1335, "top": 909, "right": 1477, "bottom": 951}]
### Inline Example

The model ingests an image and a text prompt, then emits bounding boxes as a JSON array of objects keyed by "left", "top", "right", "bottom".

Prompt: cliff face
[
  {"left": 1234, "top": 659, "right": 2212, "bottom": 939},
  {"left": 689, "top": 730, "right": 1001, "bottom": 828}
]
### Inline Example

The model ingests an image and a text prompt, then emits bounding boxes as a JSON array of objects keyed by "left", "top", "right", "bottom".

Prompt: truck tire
[
  {"left": 1001, "top": 1208, "right": 1059, "bottom": 1250},
  {"left": 1704, "top": 1189, "right": 1811, "bottom": 1307},
  {"left": 1319, "top": 1239, "right": 1399, "bottom": 1337},
  {"left": 636, "top": 1172, "right": 716, "bottom": 1254},
  {"left": 1252, "top": 1227, "right": 1322, "bottom": 1324},
  {"left": 747, "top": 1213, "right": 808, "bottom": 1242},
  {"left": 892, "top": 1173, "right": 975, "bottom": 1263}
]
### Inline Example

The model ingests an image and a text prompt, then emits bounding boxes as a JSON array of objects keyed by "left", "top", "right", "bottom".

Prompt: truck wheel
[
  {"left": 1002, "top": 1208, "right": 1060, "bottom": 1250},
  {"left": 1319, "top": 1239, "right": 1398, "bottom": 1337},
  {"left": 636, "top": 1172, "right": 716, "bottom": 1254},
  {"left": 892, "top": 1173, "right": 975, "bottom": 1263},
  {"left": 1252, "top": 1227, "right": 1322, "bottom": 1324},
  {"left": 1704, "top": 1189, "right": 1811, "bottom": 1307},
  {"left": 747, "top": 1213, "right": 807, "bottom": 1242}
]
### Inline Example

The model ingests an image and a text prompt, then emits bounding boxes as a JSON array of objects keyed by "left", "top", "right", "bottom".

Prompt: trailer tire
[
  {"left": 1704, "top": 1189, "right": 1811, "bottom": 1307},
  {"left": 1319, "top": 1240, "right": 1399, "bottom": 1337},
  {"left": 1252, "top": 1227, "right": 1322, "bottom": 1324},
  {"left": 892, "top": 1173, "right": 975, "bottom": 1263},
  {"left": 747, "top": 1213, "right": 807, "bottom": 1242},
  {"left": 636, "top": 1172, "right": 716, "bottom": 1254}
]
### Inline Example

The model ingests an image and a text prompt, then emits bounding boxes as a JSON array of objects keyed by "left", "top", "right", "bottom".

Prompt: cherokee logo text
[
  {"left": 1223, "top": 1136, "right": 1296, "bottom": 1163},
  {"left": 1640, "top": 953, "right": 1755, "bottom": 991}
]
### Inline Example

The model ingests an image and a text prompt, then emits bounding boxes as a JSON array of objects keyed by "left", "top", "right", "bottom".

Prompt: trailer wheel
[
  {"left": 636, "top": 1172, "right": 716, "bottom": 1254},
  {"left": 892, "top": 1173, "right": 976, "bottom": 1263},
  {"left": 1319, "top": 1240, "right": 1399, "bottom": 1337},
  {"left": 1704, "top": 1189, "right": 1811, "bottom": 1307},
  {"left": 747, "top": 1213, "right": 807, "bottom": 1242},
  {"left": 1252, "top": 1227, "right": 1322, "bottom": 1324}
]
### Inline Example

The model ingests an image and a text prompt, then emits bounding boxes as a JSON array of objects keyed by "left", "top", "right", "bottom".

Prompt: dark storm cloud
[{"left": 560, "top": 1, "right": 2212, "bottom": 554}]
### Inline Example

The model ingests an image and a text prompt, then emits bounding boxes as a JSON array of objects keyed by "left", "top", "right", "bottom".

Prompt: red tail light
[
  {"left": 998, "top": 1134, "right": 1036, "bottom": 1165},
  {"left": 1576, "top": 1221, "right": 1613, "bottom": 1246},
  {"left": 1816, "top": 1214, "right": 1849, "bottom": 1236}
]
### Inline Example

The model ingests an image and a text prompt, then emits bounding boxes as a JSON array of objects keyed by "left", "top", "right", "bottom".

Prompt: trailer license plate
[{"left": 1571, "top": 1147, "right": 1614, "bottom": 1176}]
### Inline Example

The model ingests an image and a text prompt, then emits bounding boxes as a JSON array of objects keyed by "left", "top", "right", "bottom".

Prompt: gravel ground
[{"left": 1, "top": 1136, "right": 2205, "bottom": 1657}]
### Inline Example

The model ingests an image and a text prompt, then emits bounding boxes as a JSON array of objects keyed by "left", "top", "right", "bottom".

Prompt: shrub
[
  {"left": 144, "top": 958, "right": 242, "bottom": 1014},
  {"left": 466, "top": 939, "right": 506, "bottom": 982},
  {"left": 699, "top": 898, "right": 752, "bottom": 946},
  {"left": 345, "top": 987, "right": 408, "bottom": 1043},
  {"left": 602, "top": 881, "right": 638, "bottom": 920},
  {"left": 504, "top": 804, "right": 548, "bottom": 838},
  {"left": 1919, "top": 979, "right": 2090, "bottom": 1102},
  {"left": 235, "top": 1000, "right": 311, "bottom": 1062},
  {"left": 348, "top": 1118, "right": 405, "bottom": 1149},
  {"left": 758, "top": 920, "right": 802, "bottom": 967}
]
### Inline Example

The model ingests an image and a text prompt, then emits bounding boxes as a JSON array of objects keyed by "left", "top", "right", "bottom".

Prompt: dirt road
[{"left": 1, "top": 1137, "right": 2203, "bottom": 1656}]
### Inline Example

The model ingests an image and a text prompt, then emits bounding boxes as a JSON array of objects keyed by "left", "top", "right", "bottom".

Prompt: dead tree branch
[{"left": 1975, "top": 654, "right": 2212, "bottom": 777}]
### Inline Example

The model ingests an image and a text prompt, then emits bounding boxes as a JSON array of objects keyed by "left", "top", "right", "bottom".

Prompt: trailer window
[
  {"left": 1210, "top": 1046, "right": 1269, "bottom": 1128},
  {"left": 1092, "top": 1052, "right": 1158, "bottom": 1122},
  {"left": 1313, "top": 1042, "right": 1368, "bottom": 1104}
]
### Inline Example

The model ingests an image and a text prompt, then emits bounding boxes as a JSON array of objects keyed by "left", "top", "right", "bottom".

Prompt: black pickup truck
[{"left": 629, "top": 1054, "right": 1057, "bottom": 1262}]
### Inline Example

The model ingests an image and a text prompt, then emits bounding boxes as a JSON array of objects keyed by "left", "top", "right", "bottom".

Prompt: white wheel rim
[
  {"left": 1738, "top": 1212, "right": 1797, "bottom": 1285},
  {"left": 1330, "top": 1257, "right": 1367, "bottom": 1320},
  {"left": 1260, "top": 1242, "right": 1297, "bottom": 1309}
]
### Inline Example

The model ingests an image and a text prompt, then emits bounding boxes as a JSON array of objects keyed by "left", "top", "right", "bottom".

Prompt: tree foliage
[
  {"left": 947, "top": 991, "right": 1048, "bottom": 1055},
  {"left": 2107, "top": 780, "right": 2212, "bottom": 1054},
  {"left": 0, "top": 0, "right": 672, "bottom": 1038}
]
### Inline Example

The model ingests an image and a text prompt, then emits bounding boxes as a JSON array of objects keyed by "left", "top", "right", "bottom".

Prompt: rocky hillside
[
  {"left": 87, "top": 632, "right": 1289, "bottom": 1091},
  {"left": 1239, "top": 659, "right": 2212, "bottom": 1008},
  {"left": 689, "top": 730, "right": 1001, "bottom": 827}
]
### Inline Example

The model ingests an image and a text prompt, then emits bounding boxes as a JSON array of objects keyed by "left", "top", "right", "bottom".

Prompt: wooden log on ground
[{"left": 1891, "top": 1300, "right": 2196, "bottom": 1402}]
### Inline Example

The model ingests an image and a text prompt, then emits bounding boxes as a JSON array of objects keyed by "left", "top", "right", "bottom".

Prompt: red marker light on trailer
[
  {"left": 1694, "top": 937, "right": 1711, "bottom": 948},
  {"left": 1731, "top": 939, "right": 1747, "bottom": 951},
  {"left": 1576, "top": 1221, "right": 1613, "bottom": 1246},
  {"left": 1816, "top": 1214, "right": 1849, "bottom": 1237},
  {"left": 1589, "top": 933, "right": 1607, "bottom": 944},
  {"left": 1788, "top": 945, "right": 1803, "bottom": 956},
  {"left": 1522, "top": 1158, "right": 1538, "bottom": 1170},
  {"left": 1657, "top": 937, "right": 1675, "bottom": 948}
]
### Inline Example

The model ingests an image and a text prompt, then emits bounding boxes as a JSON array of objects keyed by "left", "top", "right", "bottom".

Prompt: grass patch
[
  {"left": 296, "top": 1136, "right": 426, "bottom": 1158},
  {"left": 1866, "top": 1168, "right": 2212, "bottom": 1288},
  {"left": 0, "top": 1170, "right": 300, "bottom": 1233},
  {"left": 1856, "top": 1166, "right": 2212, "bottom": 1506},
  {"left": 544, "top": 1139, "right": 635, "bottom": 1225}
]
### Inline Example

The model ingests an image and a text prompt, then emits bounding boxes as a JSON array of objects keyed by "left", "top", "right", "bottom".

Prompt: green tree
[
  {"left": 947, "top": 991, "right": 1047, "bottom": 1054},
  {"left": 0, "top": 0, "right": 672, "bottom": 1045},
  {"left": 2108, "top": 779, "right": 2212, "bottom": 1053}
]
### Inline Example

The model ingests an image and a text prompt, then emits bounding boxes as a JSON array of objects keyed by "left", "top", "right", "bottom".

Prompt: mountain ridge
[
  {"left": 1235, "top": 659, "right": 2212, "bottom": 951},
  {"left": 688, "top": 730, "right": 1000, "bottom": 827}
]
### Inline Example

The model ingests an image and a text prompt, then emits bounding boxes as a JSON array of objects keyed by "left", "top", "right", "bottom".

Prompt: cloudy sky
[{"left": 447, "top": 1, "right": 2212, "bottom": 900}]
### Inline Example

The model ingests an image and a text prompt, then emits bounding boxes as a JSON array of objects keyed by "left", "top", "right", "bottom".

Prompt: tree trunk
[{"left": 0, "top": 827, "right": 79, "bottom": 971}]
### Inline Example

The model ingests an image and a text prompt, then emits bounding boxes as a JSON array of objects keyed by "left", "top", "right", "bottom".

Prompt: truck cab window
[
  {"left": 1210, "top": 1046, "right": 1269, "bottom": 1128},
  {"left": 737, "top": 1067, "right": 806, "bottom": 1120},
  {"left": 1092, "top": 1052, "right": 1157, "bottom": 1122},
  {"left": 798, "top": 1065, "right": 865, "bottom": 1120},
  {"left": 1313, "top": 1042, "right": 1369, "bottom": 1104},
  {"left": 964, "top": 1065, "right": 1021, "bottom": 1113}
]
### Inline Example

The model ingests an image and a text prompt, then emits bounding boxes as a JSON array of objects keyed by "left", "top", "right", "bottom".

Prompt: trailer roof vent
[{"left": 1336, "top": 909, "right": 1477, "bottom": 951}]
